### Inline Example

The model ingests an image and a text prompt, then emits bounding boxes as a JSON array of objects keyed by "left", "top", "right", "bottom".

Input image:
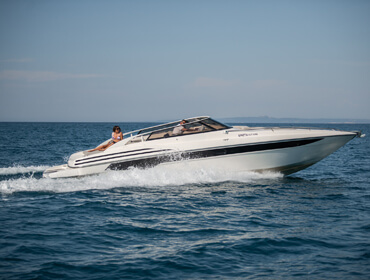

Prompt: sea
[{"left": 0, "top": 122, "right": 369, "bottom": 280}]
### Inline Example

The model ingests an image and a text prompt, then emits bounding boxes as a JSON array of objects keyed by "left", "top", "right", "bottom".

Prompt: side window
[
  {"left": 147, "top": 128, "right": 173, "bottom": 140},
  {"left": 201, "top": 119, "right": 229, "bottom": 130}
]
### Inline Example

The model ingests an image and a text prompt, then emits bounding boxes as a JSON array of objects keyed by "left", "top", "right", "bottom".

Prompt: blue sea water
[{"left": 0, "top": 122, "right": 369, "bottom": 280}]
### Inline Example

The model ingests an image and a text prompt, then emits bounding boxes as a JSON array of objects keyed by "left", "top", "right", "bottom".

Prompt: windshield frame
[
  {"left": 122, "top": 117, "right": 231, "bottom": 143},
  {"left": 144, "top": 117, "right": 231, "bottom": 141}
]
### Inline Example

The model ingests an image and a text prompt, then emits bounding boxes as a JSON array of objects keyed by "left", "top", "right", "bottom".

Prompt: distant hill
[{"left": 219, "top": 116, "right": 370, "bottom": 124}]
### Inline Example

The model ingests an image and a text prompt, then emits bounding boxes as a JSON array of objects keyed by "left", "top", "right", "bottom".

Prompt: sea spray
[
  {"left": 0, "top": 164, "right": 282, "bottom": 194},
  {"left": 0, "top": 165, "right": 50, "bottom": 175}
]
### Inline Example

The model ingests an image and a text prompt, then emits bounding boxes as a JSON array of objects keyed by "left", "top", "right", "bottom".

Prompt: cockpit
[{"left": 124, "top": 117, "right": 231, "bottom": 144}]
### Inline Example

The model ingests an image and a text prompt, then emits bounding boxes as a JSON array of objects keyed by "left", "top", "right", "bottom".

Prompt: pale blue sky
[{"left": 1, "top": 0, "right": 369, "bottom": 122}]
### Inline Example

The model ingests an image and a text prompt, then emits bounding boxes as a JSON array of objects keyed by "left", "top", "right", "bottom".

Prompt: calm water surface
[{"left": 0, "top": 122, "right": 369, "bottom": 279}]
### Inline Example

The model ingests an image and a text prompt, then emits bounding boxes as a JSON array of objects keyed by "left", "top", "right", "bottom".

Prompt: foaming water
[
  {"left": 0, "top": 165, "right": 50, "bottom": 175},
  {"left": 0, "top": 165, "right": 282, "bottom": 194}
]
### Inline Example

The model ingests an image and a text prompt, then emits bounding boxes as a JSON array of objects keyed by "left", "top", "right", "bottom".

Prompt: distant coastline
[
  {"left": 1, "top": 116, "right": 370, "bottom": 124},
  {"left": 219, "top": 116, "right": 370, "bottom": 124}
]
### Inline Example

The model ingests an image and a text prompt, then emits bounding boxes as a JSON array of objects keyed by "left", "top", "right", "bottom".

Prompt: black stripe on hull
[
  {"left": 75, "top": 149, "right": 171, "bottom": 166},
  {"left": 107, "top": 138, "right": 322, "bottom": 171},
  {"left": 76, "top": 148, "right": 152, "bottom": 163}
]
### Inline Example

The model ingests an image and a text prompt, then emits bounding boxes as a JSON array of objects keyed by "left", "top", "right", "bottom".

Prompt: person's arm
[{"left": 182, "top": 125, "right": 198, "bottom": 132}]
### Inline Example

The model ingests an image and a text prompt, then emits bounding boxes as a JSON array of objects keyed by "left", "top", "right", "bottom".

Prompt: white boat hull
[
  {"left": 43, "top": 117, "right": 362, "bottom": 179},
  {"left": 44, "top": 135, "right": 356, "bottom": 179},
  {"left": 140, "top": 133, "right": 356, "bottom": 175}
]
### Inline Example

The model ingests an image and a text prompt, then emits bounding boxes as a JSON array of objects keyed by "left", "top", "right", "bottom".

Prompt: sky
[{"left": 0, "top": 0, "right": 369, "bottom": 122}]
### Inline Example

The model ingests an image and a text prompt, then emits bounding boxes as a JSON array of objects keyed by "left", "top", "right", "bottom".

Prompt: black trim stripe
[
  {"left": 74, "top": 149, "right": 172, "bottom": 166},
  {"left": 76, "top": 148, "right": 152, "bottom": 163},
  {"left": 107, "top": 138, "right": 322, "bottom": 171}
]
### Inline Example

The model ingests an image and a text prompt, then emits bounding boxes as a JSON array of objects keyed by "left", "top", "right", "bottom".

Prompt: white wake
[
  {"left": 0, "top": 165, "right": 50, "bottom": 175},
  {"left": 0, "top": 165, "right": 283, "bottom": 194}
]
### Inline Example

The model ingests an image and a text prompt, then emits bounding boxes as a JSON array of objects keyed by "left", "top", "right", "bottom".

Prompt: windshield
[{"left": 146, "top": 117, "right": 230, "bottom": 141}]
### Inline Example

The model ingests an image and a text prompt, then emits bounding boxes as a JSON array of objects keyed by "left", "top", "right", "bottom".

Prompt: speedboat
[{"left": 43, "top": 116, "right": 364, "bottom": 178}]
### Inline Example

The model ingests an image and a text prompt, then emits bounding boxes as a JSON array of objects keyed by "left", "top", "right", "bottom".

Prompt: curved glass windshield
[{"left": 146, "top": 117, "right": 230, "bottom": 141}]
